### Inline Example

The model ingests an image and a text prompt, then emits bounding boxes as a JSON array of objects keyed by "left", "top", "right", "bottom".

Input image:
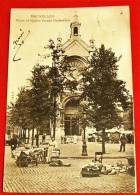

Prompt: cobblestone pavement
[
  {"left": 3, "top": 146, "right": 136, "bottom": 193},
  {"left": 58, "top": 141, "right": 134, "bottom": 158}
]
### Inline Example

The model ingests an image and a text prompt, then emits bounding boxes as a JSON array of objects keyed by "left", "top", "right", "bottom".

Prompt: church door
[
  {"left": 65, "top": 115, "right": 79, "bottom": 136},
  {"left": 64, "top": 98, "right": 79, "bottom": 136}
]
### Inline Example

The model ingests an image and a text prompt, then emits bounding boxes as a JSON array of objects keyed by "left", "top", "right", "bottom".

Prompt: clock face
[{"left": 66, "top": 59, "right": 85, "bottom": 80}]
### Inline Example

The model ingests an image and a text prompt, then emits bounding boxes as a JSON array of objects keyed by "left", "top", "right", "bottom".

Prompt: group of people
[
  {"left": 9, "top": 133, "right": 129, "bottom": 163},
  {"left": 61, "top": 135, "right": 78, "bottom": 144}
]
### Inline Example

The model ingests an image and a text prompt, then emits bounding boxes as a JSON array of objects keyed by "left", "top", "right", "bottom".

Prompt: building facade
[{"left": 52, "top": 14, "right": 95, "bottom": 139}]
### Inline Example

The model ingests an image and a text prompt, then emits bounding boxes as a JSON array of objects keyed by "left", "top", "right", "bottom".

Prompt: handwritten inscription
[{"left": 13, "top": 29, "right": 30, "bottom": 62}]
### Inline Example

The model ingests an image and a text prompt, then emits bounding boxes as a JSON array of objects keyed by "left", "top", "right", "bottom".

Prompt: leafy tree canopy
[{"left": 81, "top": 44, "right": 130, "bottom": 131}]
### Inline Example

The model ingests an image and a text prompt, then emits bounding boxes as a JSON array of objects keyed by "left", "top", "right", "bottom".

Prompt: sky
[{"left": 7, "top": 6, "right": 133, "bottom": 105}]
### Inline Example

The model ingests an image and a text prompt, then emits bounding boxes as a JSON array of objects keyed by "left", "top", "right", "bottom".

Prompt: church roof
[
  {"left": 63, "top": 39, "right": 89, "bottom": 52},
  {"left": 62, "top": 39, "right": 89, "bottom": 57}
]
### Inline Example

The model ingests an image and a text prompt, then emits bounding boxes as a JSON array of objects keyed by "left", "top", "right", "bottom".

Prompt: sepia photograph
[{"left": 3, "top": 7, "right": 136, "bottom": 193}]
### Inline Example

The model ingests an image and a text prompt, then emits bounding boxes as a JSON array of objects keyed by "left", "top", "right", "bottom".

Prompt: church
[
  {"left": 51, "top": 13, "right": 99, "bottom": 139},
  {"left": 6, "top": 13, "right": 133, "bottom": 141}
]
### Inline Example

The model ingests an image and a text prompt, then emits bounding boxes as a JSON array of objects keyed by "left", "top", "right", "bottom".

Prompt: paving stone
[{"left": 3, "top": 146, "right": 136, "bottom": 193}]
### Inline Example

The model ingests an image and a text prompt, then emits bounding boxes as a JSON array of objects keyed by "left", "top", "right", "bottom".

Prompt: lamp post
[{"left": 82, "top": 111, "right": 88, "bottom": 156}]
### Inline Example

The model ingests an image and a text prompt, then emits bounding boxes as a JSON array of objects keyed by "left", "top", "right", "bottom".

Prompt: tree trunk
[
  {"left": 102, "top": 129, "right": 106, "bottom": 154},
  {"left": 23, "top": 129, "right": 26, "bottom": 144},
  {"left": 36, "top": 129, "right": 39, "bottom": 147},
  {"left": 25, "top": 129, "right": 27, "bottom": 143},
  {"left": 53, "top": 96, "right": 56, "bottom": 139},
  {"left": 28, "top": 129, "right": 30, "bottom": 144},
  {"left": 32, "top": 128, "right": 34, "bottom": 146}
]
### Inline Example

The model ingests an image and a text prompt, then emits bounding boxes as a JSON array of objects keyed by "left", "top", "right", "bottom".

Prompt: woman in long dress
[
  {"left": 73, "top": 135, "right": 77, "bottom": 144},
  {"left": 47, "top": 137, "right": 58, "bottom": 163}
]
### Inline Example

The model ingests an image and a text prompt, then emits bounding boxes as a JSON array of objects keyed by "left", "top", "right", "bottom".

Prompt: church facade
[
  {"left": 51, "top": 14, "right": 97, "bottom": 139},
  {"left": 49, "top": 13, "right": 133, "bottom": 140}
]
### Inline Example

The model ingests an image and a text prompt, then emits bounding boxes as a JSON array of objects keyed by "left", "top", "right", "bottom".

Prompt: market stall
[{"left": 12, "top": 145, "right": 49, "bottom": 166}]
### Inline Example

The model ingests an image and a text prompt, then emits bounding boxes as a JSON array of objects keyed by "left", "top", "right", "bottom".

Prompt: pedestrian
[
  {"left": 73, "top": 135, "right": 77, "bottom": 144},
  {"left": 66, "top": 137, "right": 69, "bottom": 144},
  {"left": 42, "top": 133, "right": 46, "bottom": 143},
  {"left": 47, "top": 137, "right": 58, "bottom": 163},
  {"left": 35, "top": 133, "right": 39, "bottom": 147},
  {"left": 94, "top": 134, "right": 98, "bottom": 142},
  {"left": 10, "top": 135, "right": 18, "bottom": 157},
  {"left": 119, "top": 133, "right": 127, "bottom": 152}
]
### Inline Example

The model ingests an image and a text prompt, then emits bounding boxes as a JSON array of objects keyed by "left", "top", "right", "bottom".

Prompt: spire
[
  {"left": 70, "top": 12, "right": 81, "bottom": 38},
  {"left": 57, "top": 32, "right": 62, "bottom": 44},
  {"left": 71, "top": 11, "right": 79, "bottom": 23}
]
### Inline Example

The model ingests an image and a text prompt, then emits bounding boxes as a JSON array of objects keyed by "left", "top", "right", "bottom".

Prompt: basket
[{"left": 127, "top": 157, "right": 134, "bottom": 166}]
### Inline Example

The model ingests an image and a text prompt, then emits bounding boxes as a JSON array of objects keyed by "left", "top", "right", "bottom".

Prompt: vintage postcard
[{"left": 3, "top": 7, "right": 136, "bottom": 193}]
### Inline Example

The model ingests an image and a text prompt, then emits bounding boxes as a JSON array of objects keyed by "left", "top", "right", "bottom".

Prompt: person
[
  {"left": 73, "top": 135, "right": 77, "bottom": 144},
  {"left": 94, "top": 134, "right": 97, "bottom": 142},
  {"left": 119, "top": 134, "right": 127, "bottom": 152},
  {"left": 10, "top": 135, "right": 18, "bottom": 157},
  {"left": 47, "top": 137, "right": 58, "bottom": 163},
  {"left": 42, "top": 133, "right": 46, "bottom": 143},
  {"left": 35, "top": 134, "right": 39, "bottom": 147}
]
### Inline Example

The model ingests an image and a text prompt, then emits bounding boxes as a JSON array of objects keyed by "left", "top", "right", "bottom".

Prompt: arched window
[{"left": 74, "top": 27, "right": 78, "bottom": 35}]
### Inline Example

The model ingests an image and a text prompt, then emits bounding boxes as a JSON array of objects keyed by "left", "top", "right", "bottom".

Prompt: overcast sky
[{"left": 7, "top": 6, "right": 133, "bottom": 105}]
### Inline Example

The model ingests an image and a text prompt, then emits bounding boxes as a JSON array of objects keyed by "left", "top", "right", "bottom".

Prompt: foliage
[
  {"left": 28, "top": 64, "right": 53, "bottom": 128},
  {"left": 9, "top": 39, "right": 79, "bottom": 137},
  {"left": 81, "top": 44, "right": 130, "bottom": 130},
  {"left": 9, "top": 87, "right": 32, "bottom": 130},
  {"left": 81, "top": 44, "right": 130, "bottom": 153}
]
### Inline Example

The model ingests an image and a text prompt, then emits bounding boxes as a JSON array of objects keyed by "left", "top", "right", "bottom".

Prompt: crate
[
  {"left": 81, "top": 166, "right": 101, "bottom": 177},
  {"left": 127, "top": 157, "right": 134, "bottom": 166},
  {"left": 51, "top": 150, "right": 60, "bottom": 158},
  {"left": 95, "top": 152, "right": 103, "bottom": 163}
]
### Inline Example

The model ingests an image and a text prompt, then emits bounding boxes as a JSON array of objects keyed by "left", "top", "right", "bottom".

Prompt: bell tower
[{"left": 70, "top": 12, "right": 81, "bottom": 38}]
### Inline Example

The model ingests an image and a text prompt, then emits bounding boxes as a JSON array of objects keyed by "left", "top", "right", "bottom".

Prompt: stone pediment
[{"left": 62, "top": 39, "right": 89, "bottom": 57}]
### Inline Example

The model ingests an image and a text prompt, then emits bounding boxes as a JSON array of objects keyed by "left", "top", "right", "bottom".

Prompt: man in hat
[
  {"left": 10, "top": 134, "right": 18, "bottom": 157},
  {"left": 119, "top": 133, "right": 127, "bottom": 152}
]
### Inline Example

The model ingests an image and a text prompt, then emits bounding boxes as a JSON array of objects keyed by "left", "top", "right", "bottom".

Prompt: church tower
[{"left": 70, "top": 12, "right": 81, "bottom": 38}]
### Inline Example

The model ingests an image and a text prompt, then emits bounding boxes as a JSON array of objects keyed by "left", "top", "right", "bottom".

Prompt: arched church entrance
[{"left": 64, "top": 98, "right": 80, "bottom": 136}]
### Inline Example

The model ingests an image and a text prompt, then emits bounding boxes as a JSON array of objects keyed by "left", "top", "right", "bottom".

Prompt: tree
[
  {"left": 81, "top": 44, "right": 130, "bottom": 153},
  {"left": 28, "top": 64, "right": 53, "bottom": 145},
  {"left": 9, "top": 87, "right": 32, "bottom": 142}
]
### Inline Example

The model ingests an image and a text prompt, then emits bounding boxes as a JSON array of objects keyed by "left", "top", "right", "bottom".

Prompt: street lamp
[{"left": 82, "top": 111, "right": 88, "bottom": 156}]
